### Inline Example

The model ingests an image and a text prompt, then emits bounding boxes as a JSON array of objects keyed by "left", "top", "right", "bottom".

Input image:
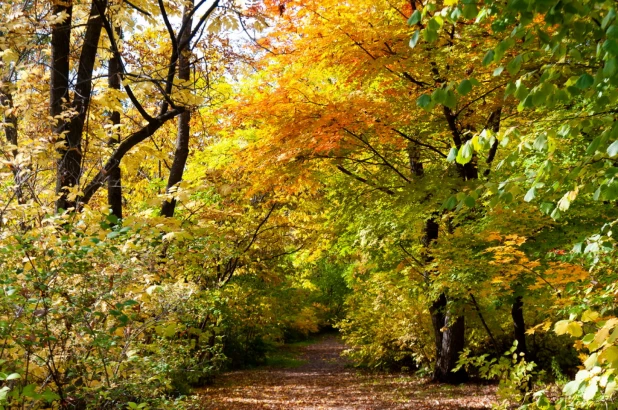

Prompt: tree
[
  {"left": 46, "top": 0, "right": 221, "bottom": 212},
  {"left": 224, "top": 0, "right": 522, "bottom": 382}
]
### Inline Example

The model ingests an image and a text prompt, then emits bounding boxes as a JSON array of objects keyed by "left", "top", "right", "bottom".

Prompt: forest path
[{"left": 196, "top": 334, "right": 498, "bottom": 409}]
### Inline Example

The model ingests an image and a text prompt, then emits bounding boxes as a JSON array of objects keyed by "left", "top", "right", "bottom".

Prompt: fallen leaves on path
[{"left": 195, "top": 335, "right": 499, "bottom": 409}]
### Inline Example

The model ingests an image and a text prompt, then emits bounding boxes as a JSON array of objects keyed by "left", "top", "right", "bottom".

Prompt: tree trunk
[
  {"left": 512, "top": 295, "right": 527, "bottom": 357},
  {"left": 420, "top": 217, "right": 466, "bottom": 383},
  {"left": 161, "top": 4, "right": 193, "bottom": 218},
  {"left": 50, "top": 0, "right": 73, "bottom": 212},
  {"left": 433, "top": 312, "right": 466, "bottom": 383},
  {"left": 430, "top": 292, "right": 446, "bottom": 366},
  {"left": 53, "top": 0, "right": 107, "bottom": 212},
  {"left": 107, "top": 27, "right": 122, "bottom": 220},
  {"left": 0, "top": 87, "right": 25, "bottom": 204}
]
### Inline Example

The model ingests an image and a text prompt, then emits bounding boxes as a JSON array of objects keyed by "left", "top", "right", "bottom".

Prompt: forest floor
[{"left": 195, "top": 334, "right": 500, "bottom": 409}]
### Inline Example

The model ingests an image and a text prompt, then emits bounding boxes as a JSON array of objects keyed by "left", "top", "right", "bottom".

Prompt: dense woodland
[{"left": 0, "top": 0, "right": 617, "bottom": 408}]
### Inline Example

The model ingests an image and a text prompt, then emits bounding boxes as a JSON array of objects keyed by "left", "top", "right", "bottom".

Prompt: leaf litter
[{"left": 196, "top": 335, "right": 499, "bottom": 409}]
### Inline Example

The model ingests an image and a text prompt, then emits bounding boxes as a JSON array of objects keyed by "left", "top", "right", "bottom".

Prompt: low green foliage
[{"left": 455, "top": 342, "right": 539, "bottom": 405}]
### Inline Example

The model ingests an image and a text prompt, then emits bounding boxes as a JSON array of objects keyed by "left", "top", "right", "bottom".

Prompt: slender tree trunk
[
  {"left": 512, "top": 295, "right": 527, "bottom": 356},
  {"left": 107, "top": 28, "right": 123, "bottom": 219},
  {"left": 50, "top": 1, "right": 73, "bottom": 212},
  {"left": 430, "top": 292, "right": 446, "bottom": 367},
  {"left": 161, "top": 4, "right": 194, "bottom": 218},
  {"left": 0, "top": 88, "right": 24, "bottom": 204}
]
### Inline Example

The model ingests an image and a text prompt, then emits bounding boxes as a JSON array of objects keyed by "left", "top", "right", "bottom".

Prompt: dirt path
[{"left": 196, "top": 335, "right": 498, "bottom": 409}]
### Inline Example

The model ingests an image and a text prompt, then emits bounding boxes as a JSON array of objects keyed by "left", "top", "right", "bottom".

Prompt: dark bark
[
  {"left": 48, "top": 0, "right": 220, "bottom": 212},
  {"left": 430, "top": 292, "right": 446, "bottom": 366},
  {"left": 421, "top": 217, "right": 466, "bottom": 383},
  {"left": 78, "top": 109, "right": 182, "bottom": 208},
  {"left": 107, "top": 28, "right": 122, "bottom": 219},
  {"left": 512, "top": 295, "right": 527, "bottom": 357},
  {"left": 335, "top": 165, "right": 395, "bottom": 195},
  {"left": 0, "top": 87, "right": 25, "bottom": 204},
  {"left": 54, "top": 0, "right": 108, "bottom": 212},
  {"left": 161, "top": 4, "right": 194, "bottom": 218},
  {"left": 421, "top": 218, "right": 438, "bottom": 248},
  {"left": 443, "top": 106, "right": 478, "bottom": 180},
  {"left": 407, "top": 141, "right": 424, "bottom": 177},
  {"left": 50, "top": 1, "right": 72, "bottom": 211},
  {"left": 434, "top": 312, "right": 467, "bottom": 383},
  {"left": 484, "top": 107, "right": 502, "bottom": 177}
]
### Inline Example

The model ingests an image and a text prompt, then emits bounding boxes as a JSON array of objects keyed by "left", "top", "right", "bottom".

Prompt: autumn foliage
[{"left": 1, "top": 0, "right": 618, "bottom": 408}]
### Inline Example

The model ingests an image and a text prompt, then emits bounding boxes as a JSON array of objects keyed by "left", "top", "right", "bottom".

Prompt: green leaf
[
  {"left": 446, "top": 147, "right": 458, "bottom": 162},
  {"left": 604, "top": 57, "right": 618, "bottom": 77},
  {"left": 0, "top": 386, "right": 9, "bottom": 401},
  {"left": 506, "top": 55, "right": 523, "bottom": 75},
  {"left": 482, "top": 50, "right": 495, "bottom": 66},
  {"left": 464, "top": 196, "right": 475, "bottom": 208},
  {"left": 533, "top": 134, "right": 548, "bottom": 151},
  {"left": 417, "top": 94, "right": 432, "bottom": 109},
  {"left": 582, "top": 333, "right": 595, "bottom": 344},
  {"left": 409, "top": 30, "right": 421, "bottom": 48},
  {"left": 432, "top": 88, "right": 447, "bottom": 104},
  {"left": 603, "top": 39, "right": 618, "bottom": 56},
  {"left": 407, "top": 10, "right": 421, "bottom": 25},
  {"left": 443, "top": 195, "right": 458, "bottom": 210},
  {"left": 457, "top": 79, "right": 472, "bottom": 95},
  {"left": 563, "top": 380, "right": 583, "bottom": 396},
  {"left": 423, "top": 28, "right": 439, "bottom": 43},
  {"left": 462, "top": 3, "right": 478, "bottom": 19},
  {"left": 602, "top": 8, "right": 616, "bottom": 30},
  {"left": 575, "top": 73, "right": 594, "bottom": 89},
  {"left": 428, "top": 17, "right": 441, "bottom": 30},
  {"left": 601, "top": 182, "right": 618, "bottom": 201},
  {"left": 5, "top": 373, "right": 20, "bottom": 381},
  {"left": 524, "top": 186, "right": 536, "bottom": 202},
  {"left": 540, "top": 202, "right": 554, "bottom": 215},
  {"left": 456, "top": 141, "right": 473, "bottom": 164},
  {"left": 504, "top": 82, "right": 516, "bottom": 97},
  {"left": 607, "top": 140, "right": 618, "bottom": 157},
  {"left": 444, "top": 89, "right": 457, "bottom": 109},
  {"left": 586, "top": 136, "right": 602, "bottom": 155}
]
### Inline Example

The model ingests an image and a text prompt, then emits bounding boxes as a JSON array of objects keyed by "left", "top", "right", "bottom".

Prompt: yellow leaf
[
  {"left": 600, "top": 346, "right": 618, "bottom": 365},
  {"left": 582, "top": 310, "right": 599, "bottom": 323},
  {"left": 555, "top": 320, "right": 570, "bottom": 335},
  {"left": 568, "top": 321, "right": 583, "bottom": 337}
]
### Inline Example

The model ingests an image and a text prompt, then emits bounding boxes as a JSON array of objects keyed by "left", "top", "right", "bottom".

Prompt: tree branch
[
  {"left": 336, "top": 165, "right": 395, "bottom": 195},
  {"left": 78, "top": 109, "right": 182, "bottom": 207},
  {"left": 391, "top": 128, "right": 447, "bottom": 158}
]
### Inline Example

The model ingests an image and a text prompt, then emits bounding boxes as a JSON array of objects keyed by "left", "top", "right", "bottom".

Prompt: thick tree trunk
[
  {"left": 161, "top": 4, "right": 193, "bottom": 218},
  {"left": 512, "top": 295, "right": 527, "bottom": 356},
  {"left": 434, "top": 312, "right": 466, "bottom": 383},
  {"left": 421, "top": 217, "right": 466, "bottom": 383},
  {"left": 53, "top": 0, "right": 107, "bottom": 212},
  {"left": 430, "top": 292, "right": 446, "bottom": 364},
  {"left": 107, "top": 28, "right": 122, "bottom": 219}
]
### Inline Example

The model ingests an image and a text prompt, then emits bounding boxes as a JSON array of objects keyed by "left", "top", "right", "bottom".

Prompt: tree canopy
[{"left": 0, "top": 0, "right": 617, "bottom": 408}]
